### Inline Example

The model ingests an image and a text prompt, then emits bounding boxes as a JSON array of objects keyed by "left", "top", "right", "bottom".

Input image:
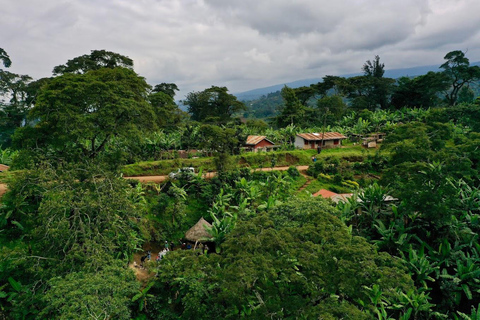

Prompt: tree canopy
[
  {"left": 14, "top": 67, "right": 156, "bottom": 160},
  {"left": 184, "top": 86, "right": 246, "bottom": 123},
  {"left": 52, "top": 50, "right": 134, "bottom": 75}
]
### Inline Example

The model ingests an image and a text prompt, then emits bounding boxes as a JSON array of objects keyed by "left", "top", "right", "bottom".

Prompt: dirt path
[
  {"left": 297, "top": 173, "right": 313, "bottom": 192},
  {"left": 124, "top": 165, "right": 309, "bottom": 183},
  {"left": 0, "top": 165, "right": 311, "bottom": 199}
]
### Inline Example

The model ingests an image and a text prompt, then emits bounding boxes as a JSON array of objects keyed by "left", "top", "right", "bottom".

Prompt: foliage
[
  {"left": 14, "top": 67, "right": 156, "bottom": 162},
  {"left": 440, "top": 50, "right": 480, "bottom": 106},
  {"left": 39, "top": 264, "right": 139, "bottom": 319},
  {"left": 275, "top": 85, "right": 311, "bottom": 127},
  {"left": 0, "top": 48, "right": 32, "bottom": 147},
  {"left": 184, "top": 86, "right": 246, "bottom": 123},
  {"left": 150, "top": 198, "right": 416, "bottom": 319},
  {"left": 52, "top": 49, "right": 134, "bottom": 75}
]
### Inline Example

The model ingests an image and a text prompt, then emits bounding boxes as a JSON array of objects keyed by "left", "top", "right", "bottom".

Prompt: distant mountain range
[{"left": 234, "top": 62, "right": 480, "bottom": 101}]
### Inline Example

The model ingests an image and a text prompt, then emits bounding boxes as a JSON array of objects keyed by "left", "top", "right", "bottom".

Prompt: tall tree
[
  {"left": 440, "top": 50, "right": 480, "bottom": 105},
  {"left": 14, "top": 67, "right": 156, "bottom": 160},
  {"left": 184, "top": 86, "right": 246, "bottom": 123},
  {"left": 391, "top": 72, "right": 450, "bottom": 109},
  {"left": 275, "top": 86, "right": 309, "bottom": 127},
  {"left": 0, "top": 48, "right": 32, "bottom": 146},
  {"left": 0, "top": 48, "right": 12, "bottom": 68},
  {"left": 152, "top": 82, "right": 179, "bottom": 99},
  {"left": 52, "top": 50, "right": 134, "bottom": 75},
  {"left": 360, "top": 55, "right": 395, "bottom": 109},
  {"left": 149, "top": 83, "right": 184, "bottom": 129},
  {"left": 363, "top": 55, "right": 385, "bottom": 78}
]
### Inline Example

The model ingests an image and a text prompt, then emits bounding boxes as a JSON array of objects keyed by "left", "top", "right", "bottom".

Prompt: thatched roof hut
[{"left": 184, "top": 217, "right": 213, "bottom": 242}]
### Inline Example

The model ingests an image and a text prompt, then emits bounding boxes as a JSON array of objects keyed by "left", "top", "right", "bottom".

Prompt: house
[
  {"left": 295, "top": 132, "right": 347, "bottom": 150},
  {"left": 184, "top": 217, "right": 213, "bottom": 243},
  {"left": 244, "top": 135, "right": 276, "bottom": 152},
  {"left": 0, "top": 164, "right": 9, "bottom": 172},
  {"left": 313, "top": 189, "right": 398, "bottom": 213},
  {"left": 313, "top": 189, "right": 354, "bottom": 204},
  {"left": 361, "top": 132, "right": 386, "bottom": 148}
]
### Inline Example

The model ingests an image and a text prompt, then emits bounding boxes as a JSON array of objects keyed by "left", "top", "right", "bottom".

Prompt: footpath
[{"left": 0, "top": 165, "right": 310, "bottom": 198}]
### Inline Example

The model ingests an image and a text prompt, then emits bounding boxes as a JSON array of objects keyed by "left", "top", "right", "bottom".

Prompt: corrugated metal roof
[
  {"left": 245, "top": 135, "right": 274, "bottom": 146},
  {"left": 297, "top": 132, "right": 347, "bottom": 141}
]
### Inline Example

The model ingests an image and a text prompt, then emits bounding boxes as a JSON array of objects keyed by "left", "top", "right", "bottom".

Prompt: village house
[
  {"left": 294, "top": 132, "right": 347, "bottom": 150},
  {"left": 350, "top": 132, "right": 386, "bottom": 148},
  {"left": 361, "top": 132, "right": 386, "bottom": 148},
  {"left": 0, "top": 164, "right": 9, "bottom": 172},
  {"left": 313, "top": 189, "right": 355, "bottom": 204},
  {"left": 244, "top": 135, "right": 276, "bottom": 152}
]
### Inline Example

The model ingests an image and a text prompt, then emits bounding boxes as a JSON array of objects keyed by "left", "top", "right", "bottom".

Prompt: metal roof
[
  {"left": 245, "top": 135, "right": 275, "bottom": 146},
  {"left": 297, "top": 132, "right": 347, "bottom": 141}
]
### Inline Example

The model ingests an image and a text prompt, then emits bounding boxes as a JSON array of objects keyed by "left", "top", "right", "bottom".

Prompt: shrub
[{"left": 287, "top": 166, "right": 300, "bottom": 178}]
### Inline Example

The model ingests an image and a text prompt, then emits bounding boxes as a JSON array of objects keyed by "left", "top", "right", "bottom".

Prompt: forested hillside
[
  {"left": 241, "top": 57, "right": 480, "bottom": 121},
  {"left": 1, "top": 48, "right": 480, "bottom": 319}
]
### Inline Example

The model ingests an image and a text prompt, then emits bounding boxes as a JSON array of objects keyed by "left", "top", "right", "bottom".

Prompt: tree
[
  {"left": 14, "top": 67, "right": 156, "bottom": 160},
  {"left": 184, "top": 86, "right": 246, "bottom": 123},
  {"left": 360, "top": 55, "right": 395, "bottom": 109},
  {"left": 150, "top": 198, "right": 417, "bottom": 319},
  {"left": 363, "top": 55, "right": 385, "bottom": 78},
  {"left": 0, "top": 48, "right": 12, "bottom": 68},
  {"left": 0, "top": 48, "right": 32, "bottom": 146},
  {"left": 52, "top": 50, "right": 134, "bottom": 75},
  {"left": 391, "top": 72, "right": 450, "bottom": 109},
  {"left": 316, "top": 95, "right": 347, "bottom": 124},
  {"left": 152, "top": 82, "right": 179, "bottom": 98},
  {"left": 440, "top": 50, "right": 480, "bottom": 106},
  {"left": 39, "top": 265, "right": 139, "bottom": 320},
  {"left": 0, "top": 164, "right": 149, "bottom": 317},
  {"left": 149, "top": 90, "right": 184, "bottom": 129},
  {"left": 275, "top": 86, "right": 309, "bottom": 127}
]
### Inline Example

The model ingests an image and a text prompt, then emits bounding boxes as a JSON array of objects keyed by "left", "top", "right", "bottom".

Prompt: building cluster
[{"left": 244, "top": 131, "right": 384, "bottom": 152}]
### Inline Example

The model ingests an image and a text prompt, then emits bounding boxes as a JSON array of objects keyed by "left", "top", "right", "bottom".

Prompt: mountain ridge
[{"left": 234, "top": 62, "right": 480, "bottom": 101}]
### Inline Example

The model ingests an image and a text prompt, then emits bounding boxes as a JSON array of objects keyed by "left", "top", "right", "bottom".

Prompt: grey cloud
[{"left": 2, "top": 0, "right": 480, "bottom": 98}]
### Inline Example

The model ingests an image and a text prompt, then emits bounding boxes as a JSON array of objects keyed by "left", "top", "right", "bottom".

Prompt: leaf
[
  {"left": 462, "top": 284, "right": 473, "bottom": 300},
  {"left": 11, "top": 220, "right": 24, "bottom": 230},
  {"left": 7, "top": 277, "right": 21, "bottom": 293}
]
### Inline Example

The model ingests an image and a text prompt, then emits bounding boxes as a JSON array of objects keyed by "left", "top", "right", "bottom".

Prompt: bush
[
  {"left": 287, "top": 166, "right": 300, "bottom": 178},
  {"left": 333, "top": 174, "right": 344, "bottom": 184}
]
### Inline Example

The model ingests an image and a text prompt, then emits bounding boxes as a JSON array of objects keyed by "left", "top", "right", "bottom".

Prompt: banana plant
[{"left": 132, "top": 281, "right": 155, "bottom": 312}]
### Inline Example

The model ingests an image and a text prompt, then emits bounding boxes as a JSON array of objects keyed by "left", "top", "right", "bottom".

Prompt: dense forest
[{"left": 1, "top": 48, "right": 480, "bottom": 319}]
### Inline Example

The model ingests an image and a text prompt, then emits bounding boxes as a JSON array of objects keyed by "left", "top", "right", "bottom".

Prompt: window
[
  {"left": 304, "top": 140, "right": 309, "bottom": 145},
  {"left": 334, "top": 139, "right": 339, "bottom": 145}
]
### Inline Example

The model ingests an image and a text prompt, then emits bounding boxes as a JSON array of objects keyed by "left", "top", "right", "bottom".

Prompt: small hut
[
  {"left": 0, "top": 164, "right": 9, "bottom": 172},
  {"left": 184, "top": 217, "right": 213, "bottom": 243}
]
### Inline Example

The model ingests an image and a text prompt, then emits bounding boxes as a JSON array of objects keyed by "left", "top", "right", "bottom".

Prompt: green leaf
[
  {"left": 7, "top": 277, "right": 21, "bottom": 292},
  {"left": 11, "top": 220, "right": 23, "bottom": 230},
  {"left": 462, "top": 284, "right": 473, "bottom": 300}
]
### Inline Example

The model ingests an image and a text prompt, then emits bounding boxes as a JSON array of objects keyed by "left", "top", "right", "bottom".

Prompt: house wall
[
  {"left": 294, "top": 136, "right": 307, "bottom": 149},
  {"left": 295, "top": 136, "right": 344, "bottom": 149},
  {"left": 254, "top": 139, "right": 275, "bottom": 149}
]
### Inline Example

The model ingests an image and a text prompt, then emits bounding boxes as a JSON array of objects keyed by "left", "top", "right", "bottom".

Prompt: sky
[{"left": 2, "top": 0, "right": 480, "bottom": 99}]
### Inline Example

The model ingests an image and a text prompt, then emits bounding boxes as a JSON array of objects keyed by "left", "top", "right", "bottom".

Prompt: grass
[{"left": 122, "top": 146, "right": 376, "bottom": 176}]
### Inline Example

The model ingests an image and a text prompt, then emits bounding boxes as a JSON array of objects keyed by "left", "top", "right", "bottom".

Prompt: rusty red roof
[
  {"left": 313, "top": 189, "right": 354, "bottom": 203},
  {"left": 297, "top": 132, "right": 347, "bottom": 141},
  {"left": 0, "top": 164, "right": 9, "bottom": 171},
  {"left": 245, "top": 135, "right": 275, "bottom": 146},
  {"left": 313, "top": 189, "right": 338, "bottom": 198}
]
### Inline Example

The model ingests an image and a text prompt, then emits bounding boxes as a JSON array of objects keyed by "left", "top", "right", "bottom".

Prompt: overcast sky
[{"left": 2, "top": 0, "right": 480, "bottom": 98}]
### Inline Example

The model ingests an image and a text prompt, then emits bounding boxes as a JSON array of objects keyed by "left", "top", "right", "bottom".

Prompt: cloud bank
[{"left": 2, "top": 0, "right": 480, "bottom": 98}]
